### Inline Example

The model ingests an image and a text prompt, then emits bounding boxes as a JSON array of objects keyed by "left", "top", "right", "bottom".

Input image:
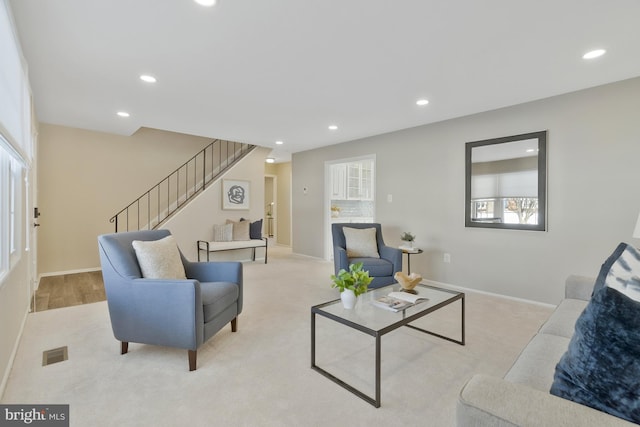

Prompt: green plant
[
  {"left": 330, "top": 262, "right": 373, "bottom": 297},
  {"left": 400, "top": 232, "right": 415, "bottom": 242}
]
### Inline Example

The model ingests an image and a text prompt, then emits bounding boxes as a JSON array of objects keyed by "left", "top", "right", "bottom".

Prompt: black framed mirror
[{"left": 465, "top": 131, "right": 547, "bottom": 231}]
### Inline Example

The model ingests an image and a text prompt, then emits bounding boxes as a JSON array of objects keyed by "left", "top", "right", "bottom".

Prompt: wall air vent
[{"left": 42, "top": 346, "right": 68, "bottom": 366}]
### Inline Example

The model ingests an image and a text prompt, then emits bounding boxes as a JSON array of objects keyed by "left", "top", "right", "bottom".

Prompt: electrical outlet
[{"left": 444, "top": 253, "right": 451, "bottom": 263}]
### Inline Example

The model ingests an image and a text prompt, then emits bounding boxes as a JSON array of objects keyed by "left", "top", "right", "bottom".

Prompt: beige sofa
[{"left": 456, "top": 275, "right": 635, "bottom": 427}]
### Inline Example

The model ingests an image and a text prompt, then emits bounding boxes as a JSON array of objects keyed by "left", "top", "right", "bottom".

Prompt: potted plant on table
[
  {"left": 330, "top": 262, "right": 373, "bottom": 309},
  {"left": 400, "top": 232, "right": 415, "bottom": 249}
]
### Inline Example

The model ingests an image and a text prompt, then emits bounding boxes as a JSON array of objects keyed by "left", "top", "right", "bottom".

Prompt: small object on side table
[{"left": 394, "top": 271, "right": 422, "bottom": 294}]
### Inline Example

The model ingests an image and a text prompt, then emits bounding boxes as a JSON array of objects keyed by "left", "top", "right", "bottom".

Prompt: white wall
[
  {"left": 0, "top": 160, "right": 32, "bottom": 396},
  {"left": 292, "top": 77, "right": 640, "bottom": 304},
  {"left": 163, "top": 146, "right": 270, "bottom": 261},
  {"left": 37, "top": 125, "right": 214, "bottom": 274}
]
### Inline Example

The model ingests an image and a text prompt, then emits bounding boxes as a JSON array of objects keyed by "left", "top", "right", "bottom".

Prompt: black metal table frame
[
  {"left": 311, "top": 286, "right": 464, "bottom": 408},
  {"left": 402, "top": 248, "right": 424, "bottom": 274}
]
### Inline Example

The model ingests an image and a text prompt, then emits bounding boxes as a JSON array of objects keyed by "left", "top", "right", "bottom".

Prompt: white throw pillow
[
  {"left": 226, "top": 219, "right": 250, "bottom": 241},
  {"left": 343, "top": 227, "right": 380, "bottom": 258},
  {"left": 132, "top": 235, "right": 186, "bottom": 279},
  {"left": 213, "top": 223, "right": 233, "bottom": 242}
]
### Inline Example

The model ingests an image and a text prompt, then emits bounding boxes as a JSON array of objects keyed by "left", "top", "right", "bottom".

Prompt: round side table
[{"left": 401, "top": 248, "right": 423, "bottom": 274}]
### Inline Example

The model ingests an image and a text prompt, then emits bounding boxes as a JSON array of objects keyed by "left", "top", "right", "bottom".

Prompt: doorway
[{"left": 324, "top": 155, "right": 376, "bottom": 260}]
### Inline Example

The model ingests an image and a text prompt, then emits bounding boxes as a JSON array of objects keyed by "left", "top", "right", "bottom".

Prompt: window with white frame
[
  {"left": 10, "top": 156, "right": 22, "bottom": 258},
  {"left": 0, "top": 136, "right": 24, "bottom": 280},
  {"left": 0, "top": 144, "right": 10, "bottom": 278}
]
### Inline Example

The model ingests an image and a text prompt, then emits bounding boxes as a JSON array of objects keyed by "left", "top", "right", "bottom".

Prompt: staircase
[{"left": 110, "top": 139, "right": 255, "bottom": 232}]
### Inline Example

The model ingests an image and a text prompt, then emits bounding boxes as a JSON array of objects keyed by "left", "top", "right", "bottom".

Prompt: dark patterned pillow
[
  {"left": 550, "top": 243, "right": 640, "bottom": 423},
  {"left": 249, "top": 219, "right": 263, "bottom": 240},
  {"left": 592, "top": 242, "right": 630, "bottom": 295},
  {"left": 240, "top": 218, "right": 263, "bottom": 240}
]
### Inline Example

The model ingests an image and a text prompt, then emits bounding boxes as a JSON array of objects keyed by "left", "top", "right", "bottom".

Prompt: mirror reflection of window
[{"left": 465, "top": 131, "right": 547, "bottom": 231}]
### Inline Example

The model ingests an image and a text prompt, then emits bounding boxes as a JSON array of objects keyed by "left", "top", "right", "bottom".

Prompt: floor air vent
[{"left": 42, "top": 346, "right": 68, "bottom": 366}]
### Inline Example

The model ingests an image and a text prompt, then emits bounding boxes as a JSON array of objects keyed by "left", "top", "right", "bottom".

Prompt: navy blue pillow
[
  {"left": 592, "top": 242, "right": 629, "bottom": 296},
  {"left": 240, "top": 218, "right": 263, "bottom": 239},
  {"left": 249, "top": 219, "right": 263, "bottom": 240},
  {"left": 551, "top": 243, "right": 640, "bottom": 423}
]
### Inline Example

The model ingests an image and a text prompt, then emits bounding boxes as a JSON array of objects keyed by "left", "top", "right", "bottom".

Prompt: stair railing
[{"left": 110, "top": 139, "right": 255, "bottom": 232}]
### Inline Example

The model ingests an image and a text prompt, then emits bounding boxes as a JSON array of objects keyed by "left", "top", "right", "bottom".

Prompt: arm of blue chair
[
  {"left": 183, "top": 260, "right": 242, "bottom": 284},
  {"left": 183, "top": 261, "right": 243, "bottom": 314},
  {"left": 333, "top": 246, "right": 348, "bottom": 274},
  {"left": 379, "top": 245, "right": 402, "bottom": 275},
  {"left": 111, "top": 279, "right": 203, "bottom": 350}
]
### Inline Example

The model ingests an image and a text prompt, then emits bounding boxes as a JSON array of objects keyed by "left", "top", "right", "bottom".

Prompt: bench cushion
[{"left": 204, "top": 239, "right": 265, "bottom": 251}]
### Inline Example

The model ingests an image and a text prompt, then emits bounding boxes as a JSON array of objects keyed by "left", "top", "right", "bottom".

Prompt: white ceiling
[{"left": 9, "top": 0, "right": 640, "bottom": 162}]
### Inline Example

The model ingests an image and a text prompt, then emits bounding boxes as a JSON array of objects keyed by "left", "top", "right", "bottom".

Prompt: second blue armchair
[{"left": 332, "top": 223, "right": 402, "bottom": 288}]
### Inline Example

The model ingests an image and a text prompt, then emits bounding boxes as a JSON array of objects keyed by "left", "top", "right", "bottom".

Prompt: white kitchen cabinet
[
  {"left": 346, "top": 161, "right": 373, "bottom": 200},
  {"left": 330, "top": 164, "right": 346, "bottom": 199},
  {"left": 331, "top": 160, "right": 374, "bottom": 201}
]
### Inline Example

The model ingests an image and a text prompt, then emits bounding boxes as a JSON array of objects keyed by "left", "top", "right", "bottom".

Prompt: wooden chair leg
[
  {"left": 231, "top": 317, "right": 238, "bottom": 332},
  {"left": 121, "top": 341, "right": 128, "bottom": 355},
  {"left": 188, "top": 350, "right": 197, "bottom": 371}
]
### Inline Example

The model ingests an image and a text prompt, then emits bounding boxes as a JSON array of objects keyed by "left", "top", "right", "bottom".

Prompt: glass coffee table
[{"left": 311, "top": 283, "right": 464, "bottom": 408}]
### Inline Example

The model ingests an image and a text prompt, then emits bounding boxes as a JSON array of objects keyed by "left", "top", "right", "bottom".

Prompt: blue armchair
[
  {"left": 97, "top": 229, "right": 242, "bottom": 371},
  {"left": 332, "top": 223, "right": 402, "bottom": 288}
]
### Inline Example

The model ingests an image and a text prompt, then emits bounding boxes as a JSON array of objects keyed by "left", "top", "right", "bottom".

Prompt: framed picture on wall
[{"left": 222, "top": 179, "right": 250, "bottom": 210}]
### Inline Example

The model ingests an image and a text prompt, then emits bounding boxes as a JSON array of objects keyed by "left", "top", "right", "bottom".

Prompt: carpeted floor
[{"left": 2, "top": 246, "right": 553, "bottom": 426}]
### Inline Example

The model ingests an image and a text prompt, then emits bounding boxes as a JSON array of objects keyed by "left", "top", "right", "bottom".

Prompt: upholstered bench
[{"left": 197, "top": 238, "right": 268, "bottom": 263}]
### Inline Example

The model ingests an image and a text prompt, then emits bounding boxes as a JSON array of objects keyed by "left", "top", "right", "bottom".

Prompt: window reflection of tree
[{"left": 506, "top": 198, "right": 538, "bottom": 224}]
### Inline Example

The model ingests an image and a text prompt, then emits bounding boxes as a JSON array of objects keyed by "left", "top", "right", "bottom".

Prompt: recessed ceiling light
[
  {"left": 328, "top": 125, "right": 338, "bottom": 130},
  {"left": 275, "top": 140, "right": 284, "bottom": 145},
  {"left": 117, "top": 111, "right": 130, "bottom": 117},
  {"left": 416, "top": 99, "right": 429, "bottom": 106},
  {"left": 265, "top": 157, "right": 275, "bottom": 163},
  {"left": 583, "top": 49, "right": 606, "bottom": 60},
  {"left": 140, "top": 74, "right": 157, "bottom": 83},
  {"left": 194, "top": 0, "right": 217, "bottom": 6}
]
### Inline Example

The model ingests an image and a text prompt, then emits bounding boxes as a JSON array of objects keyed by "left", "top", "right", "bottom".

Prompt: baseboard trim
[
  {"left": 39, "top": 267, "right": 101, "bottom": 278},
  {"left": 36, "top": 267, "right": 102, "bottom": 292},
  {"left": 425, "top": 279, "right": 557, "bottom": 309}
]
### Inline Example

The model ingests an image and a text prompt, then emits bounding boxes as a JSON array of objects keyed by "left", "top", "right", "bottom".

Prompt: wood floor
[{"left": 33, "top": 271, "right": 106, "bottom": 312}]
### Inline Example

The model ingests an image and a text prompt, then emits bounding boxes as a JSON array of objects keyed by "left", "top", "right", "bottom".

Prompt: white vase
[{"left": 340, "top": 289, "right": 357, "bottom": 309}]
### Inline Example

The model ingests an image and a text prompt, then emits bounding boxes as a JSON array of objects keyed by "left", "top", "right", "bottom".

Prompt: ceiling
[{"left": 9, "top": 0, "right": 640, "bottom": 162}]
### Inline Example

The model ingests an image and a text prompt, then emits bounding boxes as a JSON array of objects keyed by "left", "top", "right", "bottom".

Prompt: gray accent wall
[{"left": 292, "top": 76, "right": 640, "bottom": 305}]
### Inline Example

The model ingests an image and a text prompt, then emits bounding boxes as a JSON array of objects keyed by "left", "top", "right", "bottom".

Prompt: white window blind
[
  {"left": 471, "top": 170, "right": 537, "bottom": 199},
  {"left": 0, "top": 0, "right": 30, "bottom": 282},
  {"left": 0, "top": 0, "right": 32, "bottom": 164}
]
